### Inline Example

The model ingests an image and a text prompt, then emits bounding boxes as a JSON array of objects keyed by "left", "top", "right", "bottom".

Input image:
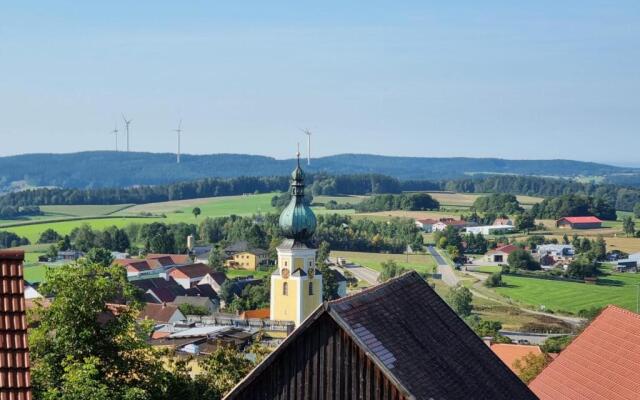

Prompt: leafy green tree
[
  {"left": 57, "top": 235, "right": 72, "bottom": 251},
  {"left": 446, "top": 286, "right": 473, "bottom": 317},
  {"left": 84, "top": 248, "right": 114, "bottom": 267},
  {"left": 507, "top": 249, "right": 540, "bottom": 271},
  {"left": 472, "top": 193, "right": 523, "bottom": 215},
  {"left": 377, "top": 260, "right": 408, "bottom": 283},
  {"left": 45, "top": 244, "right": 59, "bottom": 261},
  {"left": 484, "top": 272, "right": 504, "bottom": 288},
  {"left": 178, "top": 304, "right": 210, "bottom": 316},
  {"left": 592, "top": 235, "right": 607, "bottom": 261},
  {"left": 316, "top": 241, "right": 339, "bottom": 300},
  {"left": 514, "top": 353, "right": 551, "bottom": 384},
  {"left": 29, "top": 260, "right": 167, "bottom": 399},
  {"left": 70, "top": 223, "right": 96, "bottom": 252},
  {"left": 541, "top": 336, "right": 573, "bottom": 353},
  {"left": 514, "top": 212, "right": 536, "bottom": 231},
  {"left": 623, "top": 216, "right": 636, "bottom": 237},
  {"left": 565, "top": 256, "right": 599, "bottom": 279},
  {"left": 195, "top": 346, "right": 254, "bottom": 399},
  {"left": 634, "top": 203, "right": 640, "bottom": 218},
  {"left": 562, "top": 233, "right": 570, "bottom": 245},
  {"left": 38, "top": 228, "right": 62, "bottom": 244},
  {"left": 208, "top": 245, "right": 228, "bottom": 272},
  {"left": 192, "top": 207, "right": 201, "bottom": 219}
]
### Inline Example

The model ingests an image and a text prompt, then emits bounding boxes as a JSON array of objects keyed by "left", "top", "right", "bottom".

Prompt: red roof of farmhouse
[
  {"left": 488, "top": 244, "right": 519, "bottom": 254},
  {"left": 529, "top": 305, "right": 640, "bottom": 400},
  {"left": 556, "top": 216, "right": 603, "bottom": 224},
  {"left": 490, "top": 344, "right": 543, "bottom": 374},
  {"left": 0, "top": 250, "right": 32, "bottom": 400}
]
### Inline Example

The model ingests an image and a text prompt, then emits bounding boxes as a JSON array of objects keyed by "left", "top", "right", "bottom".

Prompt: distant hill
[{"left": 0, "top": 151, "right": 638, "bottom": 190}]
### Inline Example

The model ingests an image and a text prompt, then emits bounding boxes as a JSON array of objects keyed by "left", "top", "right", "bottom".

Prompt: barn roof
[
  {"left": 225, "top": 271, "right": 536, "bottom": 399},
  {"left": 557, "top": 216, "right": 603, "bottom": 224},
  {"left": 0, "top": 250, "right": 32, "bottom": 400},
  {"left": 529, "top": 305, "right": 640, "bottom": 400}
]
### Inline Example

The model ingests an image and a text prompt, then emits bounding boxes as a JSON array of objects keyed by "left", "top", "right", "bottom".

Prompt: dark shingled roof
[
  {"left": 0, "top": 250, "right": 32, "bottom": 400},
  {"left": 226, "top": 271, "right": 536, "bottom": 400}
]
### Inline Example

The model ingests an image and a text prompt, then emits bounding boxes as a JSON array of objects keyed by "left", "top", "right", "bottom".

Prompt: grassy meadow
[{"left": 330, "top": 250, "right": 437, "bottom": 274}]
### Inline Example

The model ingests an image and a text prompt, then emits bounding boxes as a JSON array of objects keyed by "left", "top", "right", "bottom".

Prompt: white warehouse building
[{"left": 465, "top": 225, "right": 515, "bottom": 235}]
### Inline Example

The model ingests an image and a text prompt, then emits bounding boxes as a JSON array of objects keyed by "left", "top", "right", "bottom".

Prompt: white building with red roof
[
  {"left": 556, "top": 216, "right": 603, "bottom": 229},
  {"left": 485, "top": 244, "right": 519, "bottom": 263}
]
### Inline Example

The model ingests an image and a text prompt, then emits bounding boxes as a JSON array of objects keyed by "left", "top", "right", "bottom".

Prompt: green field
[
  {"left": 493, "top": 270, "right": 640, "bottom": 314},
  {"left": 331, "top": 250, "right": 437, "bottom": 274}
]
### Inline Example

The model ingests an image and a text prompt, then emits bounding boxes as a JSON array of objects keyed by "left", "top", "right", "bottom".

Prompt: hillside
[{"left": 0, "top": 151, "right": 638, "bottom": 190}]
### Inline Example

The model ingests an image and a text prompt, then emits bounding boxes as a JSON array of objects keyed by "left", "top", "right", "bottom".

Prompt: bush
[
  {"left": 484, "top": 272, "right": 504, "bottom": 288},
  {"left": 541, "top": 335, "right": 573, "bottom": 353},
  {"left": 507, "top": 249, "right": 540, "bottom": 271}
]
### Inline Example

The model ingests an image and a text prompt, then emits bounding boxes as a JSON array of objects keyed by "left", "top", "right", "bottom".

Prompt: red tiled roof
[
  {"left": 529, "top": 305, "right": 640, "bottom": 400},
  {"left": 557, "top": 216, "right": 603, "bottom": 224},
  {"left": 138, "top": 303, "right": 183, "bottom": 324},
  {"left": 0, "top": 250, "right": 32, "bottom": 400},
  {"left": 168, "top": 263, "right": 212, "bottom": 280},
  {"left": 240, "top": 308, "right": 270, "bottom": 320},
  {"left": 488, "top": 244, "right": 519, "bottom": 255},
  {"left": 125, "top": 260, "right": 151, "bottom": 273},
  {"left": 416, "top": 218, "right": 438, "bottom": 224},
  {"left": 490, "top": 344, "right": 543, "bottom": 374},
  {"left": 147, "top": 254, "right": 190, "bottom": 265}
]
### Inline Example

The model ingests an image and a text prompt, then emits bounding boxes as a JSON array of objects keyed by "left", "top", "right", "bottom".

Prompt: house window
[
  {"left": 308, "top": 282, "right": 314, "bottom": 295},
  {"left": 309, "top": 260, "right": 313, "bottom": 267},
  {"left": 283, "top": 282, "right": 288, "bottom": 295},
  {"left": 284, "top": 261, "right": 288, "bottom": 267}
]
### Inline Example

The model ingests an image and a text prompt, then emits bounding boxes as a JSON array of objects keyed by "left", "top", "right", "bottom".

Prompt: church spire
[{"left": 278, "top": 152, "right": 317, "bottom": 242}]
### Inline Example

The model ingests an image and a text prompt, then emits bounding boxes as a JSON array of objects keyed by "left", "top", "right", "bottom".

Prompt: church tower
[{"left": 270, "top": 155, "right": 322, "bottom": 326}]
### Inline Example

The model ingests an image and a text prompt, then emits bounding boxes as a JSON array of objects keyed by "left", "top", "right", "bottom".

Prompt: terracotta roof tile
[
  {"left": 557, "top": 216, "right": 603, "bottom": 224},
  {"left": 146, "top": 254, "right": 190, "bottom": 265},
  {"left": 139, "top": 303, "right": 183, "bottom": 324},
  {"left": 168, "top": 263, "right": 212, "bottom": 280},
  {"left": 530, "top": 305, "right": 640, "bottom": 400},
  {"left": 490, "top": 344, "right": 543, "bottom": 373},
  {"left": 0, "top": 250, "right": 32, "bottom": 400}
]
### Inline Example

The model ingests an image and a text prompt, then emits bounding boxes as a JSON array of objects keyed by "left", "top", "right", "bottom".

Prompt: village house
[
  {"left": 224, "top": 272, "right": 537, "bottom": 400},
  {"left": 139, "top": 302, "right": 186, "bottom": 325},
  {"left": 533, "top": 244, "right": 575, "bottom": 268},
  {"left": 0, "top": 250, "right": 32, "bottom": 400},
  {"left": 191, "top": 245, "right": 213, "bottom": 264},
  {"left": 197, "top": 271, "right": 228, "bottom": 293},
  {"left": 224, "top": 248, "right": 269, "bottom": 271},
  {"left": 414, "top": 218, "right": 438, "bottom": 232},
  {"left": 432, "top": 217, "right": 473, "bottom": 232},
  {"left": 614, "top": 251, "right": 640, "bottom": 272},
  {"left": 556, "top": 216, "right": 603, "bottom": 229},
  {"left": 485, "top": 244, "right": 519, "bottom": 263},
  {"left": 466, "top": 224, "right": 515, "bottom": 235},
  {"left": 493, "top": 217, "right": 513, "bottom": 226},
  {"left": 530, "top": 305, "right": 640, "bottom": 400},
  {"left": 168, "top": 263, "right": 214, "bottom": 289}
]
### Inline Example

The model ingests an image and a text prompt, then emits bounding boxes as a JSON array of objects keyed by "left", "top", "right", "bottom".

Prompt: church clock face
[{"left": 281, "top": 268, "right": 290, "bottom": 279}]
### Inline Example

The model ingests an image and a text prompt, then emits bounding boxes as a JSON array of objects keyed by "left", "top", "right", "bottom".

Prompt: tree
[
  {"left": 192, "top": 207, "right": 201, "bottom": 219},
  {"left": 377, "top": 260, "right": 408, "bottom": 283},
  {"left": 562, "top": 233, "right": 570, "bottom": 245},
  {"left": 484, "top": 272, "right": 504, "bottom": 288},
  {"left": 472, "top": 193, "right": 523, "bottom": 215},
  {"left": 317, "top": 241, "right": 339, "bottom": 300},
  {"left": 84, "top": 248, "right": 114, "bottom": 267},
  {"left": 565, "top": 256, "right": 599, "bottom": 279},
  {"left": 507, "top": 249, "right": 540, "bottom": 271},
  {"left": 592, "top": 235, "right": 607, "bottom": 261},
  {"left": 541, "top": 335, "right": 573, "bottom": 353},
  {"left": 207, "top": 245, "right": 228, "bottom": 272},
  {"left": 29, "top": 260, "right": 167, "bottom": 399},
  {"left": 513, "top": 353, "right": 551, "bottom": 384},
  {"left": 634, "top": 203, "right": 640, "bottom": 218},
  {"left": 195, "top": 346, "right": 254, "bottom": 399},
  {"left": 446, "top": 286, "right": 473, "bottom": 317},
  {"left": 178, "top": 303, "right": 210, "bottom": 316},
  {"left": 70, "top": 223, "right": 96, "bottom": 252},
  {"left": 623, "top": 216, "right": 636, "bottom": 237},
  {"left": 45, "top": 244, "right": 59, "bottom": 261},
  {"left": 514, "top": 212, "right": 535, "bottom": 231},
  {"left": 38, "top": 228, "right": 62, "bottom": 244}
]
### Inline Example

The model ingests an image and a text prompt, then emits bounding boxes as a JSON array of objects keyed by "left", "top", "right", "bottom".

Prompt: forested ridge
[
  {"left": 0, "top": 151, "right": 637, "bottom": 190},
  {"left": 2, "top": 173, "right": 640, "bottom": 212}
]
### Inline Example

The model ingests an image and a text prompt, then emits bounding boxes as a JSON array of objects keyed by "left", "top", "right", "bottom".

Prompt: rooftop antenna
[
  {"left": 122, "top": 114, "right": 132, "bottom": 152},
  {"left": 174, "top": 119, "right": 183, "bottom": 163},
  {"left": 301, "top": 128, "right": 312, "bottom": 166},
  {"left": 110, "top": 124, "right": 119, "bottom": 152}
]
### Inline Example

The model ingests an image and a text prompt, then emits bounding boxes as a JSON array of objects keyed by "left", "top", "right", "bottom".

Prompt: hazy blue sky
[{"left": 1, "top": 1, "right": 638, "bottom": 164}]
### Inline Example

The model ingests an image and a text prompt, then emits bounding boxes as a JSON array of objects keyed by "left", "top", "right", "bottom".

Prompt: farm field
[
  {"left": 331, "top": 250, "right": 437, "bottom": 274},
  {"left": 419, "top": 192, "right": 543, "bottom": 208},
  {"left": 313, "top": 195, "right": 366, "bottom": 205},
  {"left": 492, "top": 270, "right": 640, "bottom": 314}
]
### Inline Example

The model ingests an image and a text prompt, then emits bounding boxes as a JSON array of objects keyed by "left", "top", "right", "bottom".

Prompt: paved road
[
  {"left": 427, "top": 246, "right": 460, "bottom": 287},
  {"left": 341, "top": 264, "right": 380, "bottom": 285},
  {"left": 499, "top": 331, "right": 573, "bottom": 345}
]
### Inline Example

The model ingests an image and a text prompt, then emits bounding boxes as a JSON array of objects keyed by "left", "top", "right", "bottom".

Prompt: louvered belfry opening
[{"left": 0, "top": 250, "right": 32, "bottom": 400}]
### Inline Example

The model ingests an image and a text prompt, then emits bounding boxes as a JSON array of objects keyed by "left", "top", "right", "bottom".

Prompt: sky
[{"left": 0, "top": 1, "right": 639, "bottom": 165}]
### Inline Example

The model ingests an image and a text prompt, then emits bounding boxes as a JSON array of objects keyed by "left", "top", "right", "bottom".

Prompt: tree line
[{"left": 3, "top": 173, "right": 640, "bottom": 213}]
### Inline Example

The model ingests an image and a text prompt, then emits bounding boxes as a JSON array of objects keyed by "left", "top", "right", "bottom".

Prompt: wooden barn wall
[{"left": 229, "top": 314, "right": 408, "bottom": 400}]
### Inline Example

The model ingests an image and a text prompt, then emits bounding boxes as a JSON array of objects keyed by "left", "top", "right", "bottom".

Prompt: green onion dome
[{"left": 279, "top": 159, "right": 316, "bottom": 241}]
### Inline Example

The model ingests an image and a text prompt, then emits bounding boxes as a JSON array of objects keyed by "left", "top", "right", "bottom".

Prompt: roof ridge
[
  {"left": 329, "top": 270, "right": 421, "bottom": 305},
  {"left": 603, "top": 304, "right": 640, "bottom": 320}
]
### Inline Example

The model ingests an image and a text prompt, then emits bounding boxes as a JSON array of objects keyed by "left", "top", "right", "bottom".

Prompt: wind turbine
[
  {"left": 301, "top": 128, "right": 312, "bottom": 166},
  {"left": 122, "top": 114, "right": 132, "bottom": 152},
  {"left": 174, "top": 119, "right": 183, "bottom": 164},
  {"left": 110, "top": 124, "right": 119, "bottom": 152}
]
